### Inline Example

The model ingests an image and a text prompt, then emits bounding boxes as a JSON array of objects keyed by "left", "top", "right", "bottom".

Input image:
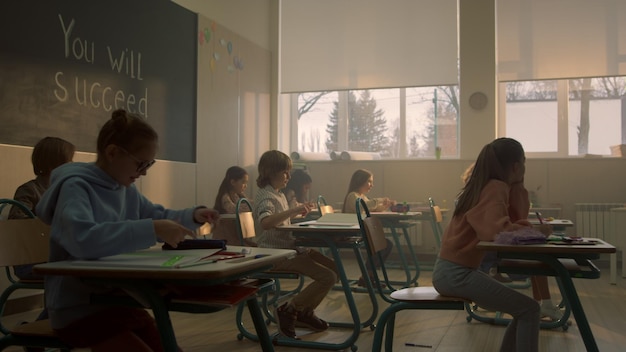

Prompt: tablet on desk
[{"left": 549, "top": 237, "right": 599, "bottom": 245}]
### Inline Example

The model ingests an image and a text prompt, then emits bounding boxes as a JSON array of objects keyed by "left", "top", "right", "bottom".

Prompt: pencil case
[{"left": 162, "top": 239, "right": 227, "bottom": 250}]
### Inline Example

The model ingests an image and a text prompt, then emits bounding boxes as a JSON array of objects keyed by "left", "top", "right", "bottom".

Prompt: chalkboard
[{"left": 0, "top": 0, "right": 197, "bottom": 163}]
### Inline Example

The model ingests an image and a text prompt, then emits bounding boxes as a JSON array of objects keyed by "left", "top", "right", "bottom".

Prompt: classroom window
[
  {"left": 499, "top": 76, "right": 626, "bottom": 157},
  {"left": 290, "top": 85, "right": 459, "bottom": 160}
]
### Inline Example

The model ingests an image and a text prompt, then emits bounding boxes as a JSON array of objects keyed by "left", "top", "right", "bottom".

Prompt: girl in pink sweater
[{"left": 433, "top": 138, "right": 546, "bottom": 352}]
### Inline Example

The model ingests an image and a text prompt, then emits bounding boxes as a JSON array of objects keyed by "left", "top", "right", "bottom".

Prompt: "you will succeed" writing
[{"left": 53, "top": 14, "right": 150, "bottom": 117}]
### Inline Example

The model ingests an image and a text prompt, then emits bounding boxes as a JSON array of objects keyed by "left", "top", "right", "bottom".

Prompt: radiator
[{"left": 575, "top": 203, "right": 625, "bottom": 240}]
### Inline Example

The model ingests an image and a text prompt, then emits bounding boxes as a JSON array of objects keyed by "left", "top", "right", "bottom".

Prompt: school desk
[
  {"left": 33, "top": 246, "right": 296, "bottom": 352},
  {"left": 371, "top": 211, "right": 423, "bottom": 287},
  {"left": 477, "top": 238, "right": 616, "bottom": 352},
  {"left": 272, "top": 223, "right": 378, "bottom": 351}
]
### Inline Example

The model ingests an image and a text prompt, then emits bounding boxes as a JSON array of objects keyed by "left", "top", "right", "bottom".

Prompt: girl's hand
[
  {"left": 194, "top": 207, "right": 220, "bottom": 225},
  {"left": 294, "top": 203, "right": 311, "bottom": 217},
  {"left": 153, "top": 219, "right": 196, "bottom": 248},
  {"left": 382, "top": 197, "right": 395, "bottom": 207}
]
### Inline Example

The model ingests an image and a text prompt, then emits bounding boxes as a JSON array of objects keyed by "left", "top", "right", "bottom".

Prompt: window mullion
[
  {"left": 400, "top": 88, "right": 407, "bottom": 158},
  {"left": 337, "top": 91, "right": 349, "bottom": 151},
  {"left": 557, "top": 80, "right": 569, "bottom": 156}
]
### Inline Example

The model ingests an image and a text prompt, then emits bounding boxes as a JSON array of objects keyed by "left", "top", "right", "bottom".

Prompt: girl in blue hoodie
[{"left": 36, "top": 109, "right": 219, "bottom": 352}]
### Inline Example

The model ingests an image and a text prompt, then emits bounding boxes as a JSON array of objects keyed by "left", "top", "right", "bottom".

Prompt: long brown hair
[
  {"left": 454, "top": 138, "right": 524, "bottom": 217},
  {"left": 213, "top": 166, "right": 248, "bottom": 213},
  {"left": 342, "top": 169, "right": 373, "bottom": 212}
]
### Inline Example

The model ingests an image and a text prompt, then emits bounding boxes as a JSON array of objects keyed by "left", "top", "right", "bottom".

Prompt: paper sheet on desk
[
  {"left": 72, "top": 249, "right": 224, "bottom": 269},
  {"left": 297, "top": 212, "right": 359, "bottom": 227}
]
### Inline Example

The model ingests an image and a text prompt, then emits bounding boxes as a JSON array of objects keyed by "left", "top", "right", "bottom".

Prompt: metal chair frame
[{"left": 356, "top": 197, "right": 467, "bottom": 352}]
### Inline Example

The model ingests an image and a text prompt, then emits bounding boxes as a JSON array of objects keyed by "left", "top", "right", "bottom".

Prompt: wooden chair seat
[
  {"left": 0, "top": 210, "right": 72, "bottom": 351},
  {"left": 0, "top": 319, "right": 71, "bottom": 351},
  {"left": 390, "top": 286, "right": 468, "bottom": 303},
  {"left": 10, "top": 320, "right": 56, "bottom": 337},
  {"left": 355, "top": 198, "right": 468, "bottom": 352},
  {"left": 16, "top": 279, "right": 44, "bottom": 285}
]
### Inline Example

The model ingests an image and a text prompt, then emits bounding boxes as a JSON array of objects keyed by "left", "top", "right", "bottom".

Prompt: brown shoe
[
  {"left": 274, "top": 303, "right": 298, "bottom": 339},
  {"left": 295, "top": 309, "right": 329, "bottom": 331}
]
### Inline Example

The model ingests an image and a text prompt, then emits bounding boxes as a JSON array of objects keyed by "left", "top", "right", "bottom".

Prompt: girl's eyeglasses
[{"left": 119, "top": 147, "right": 156, "bottom": 173}]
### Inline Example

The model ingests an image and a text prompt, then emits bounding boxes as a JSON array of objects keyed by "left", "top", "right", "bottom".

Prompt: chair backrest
[
  {"left": 319, "top": 204, "right": 335, "bottom": 215},
  {"left": 0, "top": 198, "right": 35, "bottom": 220},
  {"left": 355, "top": 199, "right": 388, "bottom": 256},
  {"left": 316, "top": 195, "right": 327, "bottom": 207},
  {"left": 428, "top": 197, "right": 444, "bottom": 248},
  {"left": 356, "top": 197, "right": 396, "bottom": 300},
  {"left": 235, "top": 198, "right": 255, "bottom": 246},
  {"left": 314, "top": 195, "right": 334, "bottom": 215},
  {"left": 0, "top": 218, "right": 50, "bottom": 268}
]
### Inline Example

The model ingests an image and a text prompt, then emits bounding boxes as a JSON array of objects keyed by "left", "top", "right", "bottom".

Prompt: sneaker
[
  {"left": 274, "top": 303, "right": 298, "bottom": 339},
  {"left": 295, "top": 309, "right": 329, "bottom": 331},
  {"left": 541, "top": 304, "right": 563, "bottom": 321}
]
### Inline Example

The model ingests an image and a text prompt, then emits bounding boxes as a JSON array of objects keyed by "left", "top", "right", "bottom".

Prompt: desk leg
[
  {"left": 400, "top": 225, "right": 421, "bottom": 285},
  {"left": 386, "top": 226, "right": 412, "bottom": 287},
  {"left": 142, "top": 289, "right": 179, "bottom": 352},
  {"left": 545, "top": 256, "right": 599, "bottom": 352},
  {"left": 351, "top": 245, "right": 379, "bottom": 328},
  {"left": 623, "top": 249, "right": 626, "bottom": 278},
  {"left": 246, "top": 297, "right": 275, "bottom": 352},
  {"left": 610, "top": 253, "right": 617, "bottom": 284}
]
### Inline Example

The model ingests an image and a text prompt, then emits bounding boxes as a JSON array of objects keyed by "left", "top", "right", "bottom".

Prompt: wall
[{"left": 172, "top": 0, "right": 272, "bottom": 50}]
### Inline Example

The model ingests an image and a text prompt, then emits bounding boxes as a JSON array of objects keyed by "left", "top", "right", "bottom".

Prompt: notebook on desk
[{"left": 72, "top": 248, "right": 225, "bottom": 269}]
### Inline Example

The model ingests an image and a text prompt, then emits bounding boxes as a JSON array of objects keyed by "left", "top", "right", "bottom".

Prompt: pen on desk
[
  {"left": 405, "top": 343, "right": 432, "bottom": 348},
  {"left": 535, "top": 211, "right": 543, "bottom": 224}
]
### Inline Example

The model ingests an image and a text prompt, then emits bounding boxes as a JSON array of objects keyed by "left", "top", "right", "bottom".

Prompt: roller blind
[
  {"left": 497, "top": 0, "right": 626, "bottom": 81},
  {"left": 280, "top": 0, "right": 458, "bottom": 93}
]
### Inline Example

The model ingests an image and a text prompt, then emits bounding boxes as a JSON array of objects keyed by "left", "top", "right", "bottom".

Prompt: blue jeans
[{"left": 433, "top": 258, "right": 539, "bottom": 352}]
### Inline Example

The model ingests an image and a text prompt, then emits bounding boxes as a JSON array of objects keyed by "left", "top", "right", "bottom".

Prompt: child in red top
[{"left": 433, "top": 138, "right": 551, "bottom": 352}]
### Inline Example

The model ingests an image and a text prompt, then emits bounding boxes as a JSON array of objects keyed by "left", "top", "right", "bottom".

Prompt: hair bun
[{"left": 111, "top": 109, "right": 128, "bottom": 121}]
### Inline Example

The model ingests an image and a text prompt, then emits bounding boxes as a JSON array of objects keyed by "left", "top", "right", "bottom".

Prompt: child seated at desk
[
  {"left": 433, "top": 137, "right": 552, "bottom": 352},
  {"left": 36, "top": 109, "right": 219, "bottom": 352},
  {"left": 9, "top": 136, "right": 75, "bottom": 324},
  {"left": 211, "top": 165, "right": 256, "bottom": 246},
  {"left": 342, "top": 168, "right": 395, "bottom": 287},
  {"left": 283, "top": 169, "right": 314, "bottom": 209},
  {"left": 253, "top": 150, "right": 338, "bottom": 339},
  {"left": 463, "top": 162, "right": 563, "bottom": 322}
]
